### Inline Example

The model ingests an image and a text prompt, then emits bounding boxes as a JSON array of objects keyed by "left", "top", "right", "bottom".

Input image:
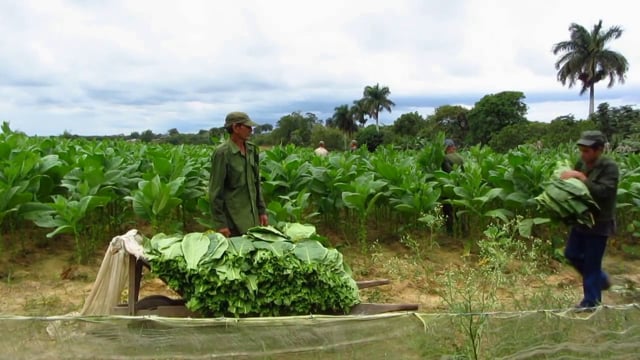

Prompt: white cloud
[{"left": 0, "top": 0, "right": 639, "bottom": 135}]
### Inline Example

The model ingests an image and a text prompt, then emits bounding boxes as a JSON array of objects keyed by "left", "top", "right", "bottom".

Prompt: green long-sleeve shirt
[
  {"left": 442, "top": 152, "right": 465, "bottom": 173},
  {"left": 208, "top": 139, "right": 266, "bottom": 235},
  {"left": 573, "top": 156, "right": 619, "bottom": 236}
]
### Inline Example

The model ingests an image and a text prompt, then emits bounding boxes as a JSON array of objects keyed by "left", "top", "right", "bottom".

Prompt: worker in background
[
  {"left": 442, "top": 139, "right": 464, "bottom": 173},
  {"left": 209, "top": 112, "right": 268, "bottom": 237},
  {"left": 350, "top": 139, "right": 358, "bottom": 152},
  {"left": 441, "top": 139, "right": 465, "bottom": 235},
  {"left": 314, "top": 140, "right": 329, "bottom": 156}
]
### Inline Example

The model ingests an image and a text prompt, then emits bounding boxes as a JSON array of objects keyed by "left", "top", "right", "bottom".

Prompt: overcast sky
[{"left": 1, "top": 0, "right": 638, "bottom": 136}]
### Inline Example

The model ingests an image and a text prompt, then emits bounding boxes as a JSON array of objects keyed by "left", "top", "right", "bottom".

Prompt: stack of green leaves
[
  {"left": 535, "top": 160, "right": 599, "bottom": 227},
  {"left": 143, "top": 223, "right": 360, "bottom": 317}
]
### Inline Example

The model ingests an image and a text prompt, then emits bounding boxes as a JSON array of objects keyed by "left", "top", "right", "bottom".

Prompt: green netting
[{"left": 2, "top": 305, "right": 640, "bottom": 359}]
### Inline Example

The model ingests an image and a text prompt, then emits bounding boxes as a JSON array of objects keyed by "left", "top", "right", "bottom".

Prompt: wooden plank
[
  {"left": 356, "top": 279, "right": 390, "bottom": 289},
  {"left": 112, "top": 305, "right": 129, "bottom": 316},
  {"left": 157, "top": 306, "right": 200, "bottom": 318},
  {"left": 114, "top": 303, "right": 418, "bottom": 317},
  {"left": 348, "top": 303, "right": 419, "bottom": 315}
]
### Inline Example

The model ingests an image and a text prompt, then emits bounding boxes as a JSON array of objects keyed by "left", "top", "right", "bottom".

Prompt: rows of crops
[{"left": 1, "top": 124, "right": 639, "bottom": 262}]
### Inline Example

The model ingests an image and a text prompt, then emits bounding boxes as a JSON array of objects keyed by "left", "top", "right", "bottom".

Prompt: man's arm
[
  {"left": 562, "top": 161, "right": 618, "bottom": 199},
  {"left": 209, "top": 149, "right": 228, "bottom": 231}
]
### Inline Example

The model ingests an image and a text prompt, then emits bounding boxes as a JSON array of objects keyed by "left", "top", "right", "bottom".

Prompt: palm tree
[
  {"left": 350, "top": 99, "right": 368, "bottom": 127},
  {"left": 361, "top": 83, "right": 396, "bottom": 132},
  {"left": 333, "top": 104, "right": 358, "bottom": 143},
  {"left": 552, "top": 20, "right": 629, "bottom": 115}
]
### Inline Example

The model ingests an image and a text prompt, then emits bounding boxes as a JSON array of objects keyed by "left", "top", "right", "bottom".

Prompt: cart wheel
[{"left": 136, "top": 295, "right": 185, "bottom": 310}]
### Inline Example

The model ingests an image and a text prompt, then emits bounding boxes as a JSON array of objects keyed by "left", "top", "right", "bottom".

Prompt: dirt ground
[{"left": 2, "top": 229, "right": 640, "bottom": 316}]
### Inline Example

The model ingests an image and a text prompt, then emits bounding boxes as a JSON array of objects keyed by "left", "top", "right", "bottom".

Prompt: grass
[
  {"left": 2, "top": 225, "right": 640, "bottom": 359},
  {"left": 23, "top": 295, "right": 64, "bottom": 315}
]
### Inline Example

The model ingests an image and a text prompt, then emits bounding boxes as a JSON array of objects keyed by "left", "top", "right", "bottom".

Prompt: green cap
[
  {"left": 224, "top": 112, "right": 259, "bottom": 128},
  {"left": 577, "top": 130, "right": 606, "bottom": 147}
]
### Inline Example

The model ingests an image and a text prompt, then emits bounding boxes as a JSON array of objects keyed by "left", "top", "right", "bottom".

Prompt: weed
[
  {"left": 478, "top": 218, "right": 554, "bottom": 281},
  {"left": 418, "top": 205, "right": 445, "bottom": 248},
  {"left": 435, "top": 263, "right": 500, "bottom": 360},
  {"left": 400, "top": 233, "right": 422, "bottom": 264},
  {"left": 512, "top": 285, "right": 576, "bottom": 311},
  {"left": 1, "top": 265, "right": 14, "bottom": 285},
  {"left": 364, "top": 288, "right": 385, "bottom": 303},
  {"left": 381, "top": 256, "right": 405, "bottom": 278}
]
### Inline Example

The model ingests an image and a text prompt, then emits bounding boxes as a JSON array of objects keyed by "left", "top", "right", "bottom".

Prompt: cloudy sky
[{"left": 1, "top": 0, "right": 638, "bottom": 136}]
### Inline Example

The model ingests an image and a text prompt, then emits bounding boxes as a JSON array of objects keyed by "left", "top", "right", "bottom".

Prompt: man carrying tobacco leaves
[
  {"left": 209, "top": 112, "right": 269, "bottom": 237},
  {"left": 560, "top": 130, "right": 619, "bottom": 310}
]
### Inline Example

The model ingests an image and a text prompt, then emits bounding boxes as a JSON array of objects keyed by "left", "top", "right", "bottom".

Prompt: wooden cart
[{"left": 112, "top": 254, "right": 419, "bottom": 317}]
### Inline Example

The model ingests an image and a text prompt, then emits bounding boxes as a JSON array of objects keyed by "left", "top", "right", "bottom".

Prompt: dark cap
[
  {"left": 444, "top": 139, "right": 456, "bottom": 148},
  {"left": 577, "top": 130, "right": 606, "bottom": 147},
  {"left": 224, "top": 112, "right": 259, "bottom": 128}
]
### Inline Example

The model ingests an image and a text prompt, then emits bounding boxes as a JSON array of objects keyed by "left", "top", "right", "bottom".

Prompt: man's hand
[
  {"left": 259, "top": 214, "right": 269, "bottom": 226},
  {"left": 218, "top": 228, "right": 232, "bottom": 237},
  {"left": 560, "top": 170, "right": 587, "bottom": 181}
]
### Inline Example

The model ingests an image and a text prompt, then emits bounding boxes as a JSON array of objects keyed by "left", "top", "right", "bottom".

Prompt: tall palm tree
[
  {"left": 333, "top": 104, "right": 358, "bottom": 143},
  {"left": 350, "top": 99, "right": 368, "bottom": 127},
  {"left": 552, "top": 20, "right": 629, "bottom": 115},
  {"left": 361, "top": 83, "right": 396, "bottom": 132}
]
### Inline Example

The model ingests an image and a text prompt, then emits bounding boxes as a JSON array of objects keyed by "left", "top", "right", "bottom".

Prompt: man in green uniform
[
  {"left": 209, "top": 112, "right": 268, "bottom": 237},
  {"left": 441, "top": 139, "right": 465, "bottom": 235},
  {"left": 560, "top": 130, "right": 618, "bottom": 309}
]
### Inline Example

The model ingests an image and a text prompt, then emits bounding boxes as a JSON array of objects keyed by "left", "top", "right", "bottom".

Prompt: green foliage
[
  {"left": 425, "top": 105, "right": 470, "bottom": 145},
  {"left": 22, "top": 194, "right": 111, "bottom": 263},
  {"left": 266, "top": 190, "right": 318, "bottom": 224},
  {"left": 541, "top": 115, "right": 595, "bottom": 148},
  {"left": 310, "top": 124, "right": 346, "bottom": 151},
  {"left": 2, "top": 121, "right": 639, "bottom": 262},
  {"left": 144, "top": 224, "right": 360, "bottom": 317},
  {"left": 339, "top": 173, "right": 388, "bottom": 249},
  {"left": 467, "top": 91, "right": 528, "bottom": 145},
  {"left": 270, "top": 111, "right": 321, "bottom": 146},
  {"left": 591, "top": 103, "right": 640, "bottom": 145},
  {"left": 360, "top": 83, "right": 396, "bottom": 131},
  {"left": 139, "top": 130, "right": 157, "bottom": 143},
  {"left": 488, "top": 121, "right": 546, "bottom": 152},
  {"left": 350, "top": 99, "right": 368, "bottom": 127},
  {"left": 392, "top": 111, "right": 427, "bottom": 137},
  {"left": 331, "top": 104, "right": 359, "bottom": 140},
  {"left": 125, "top": 175, "right": 184, "bottom": 233},
  {"left": 355, "top": 125, "right": 390, "bottom": 152},
  {"left": 416, "top": 132, "right": 447, "bottom": 174}
]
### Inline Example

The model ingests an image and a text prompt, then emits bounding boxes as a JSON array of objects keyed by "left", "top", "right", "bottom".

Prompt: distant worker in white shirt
[{"left": 314, "top": 141, "right": 329, "bottom": 156}]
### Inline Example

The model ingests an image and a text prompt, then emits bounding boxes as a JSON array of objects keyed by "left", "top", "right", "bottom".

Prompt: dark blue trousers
[{"left": 564, "top": 228, "right": 609, "bottom": 307}]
